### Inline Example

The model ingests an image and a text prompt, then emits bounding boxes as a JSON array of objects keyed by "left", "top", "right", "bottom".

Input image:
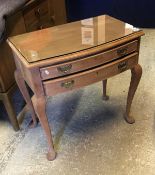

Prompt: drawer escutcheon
[
  {"left": 117, "top": 47, "right": 128, "bottom": 57},
  {"left": 57, "top": 64, "right": 72, "bottom": 74}
]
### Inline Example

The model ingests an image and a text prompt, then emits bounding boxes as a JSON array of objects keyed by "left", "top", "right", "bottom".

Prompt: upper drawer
[
  {"left": 40, "top": 40, "right": 138, "bottom": 80},
  {"left": 23, "top": 0, "right": 49, "bottom": 31}
]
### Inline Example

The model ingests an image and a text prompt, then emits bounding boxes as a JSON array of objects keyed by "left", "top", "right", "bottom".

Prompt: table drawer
[
  {"left": 43, "top": 52, "right": 138, "bottom": 96},
  {"left": 23, "top": 0, "right": 50, "bottom": 32},
  {"left": 40, "top": 40, "right": 138, "bottom": 80},
  {"left": 25, "top": 18, "right": 54, "bottom": 32}
]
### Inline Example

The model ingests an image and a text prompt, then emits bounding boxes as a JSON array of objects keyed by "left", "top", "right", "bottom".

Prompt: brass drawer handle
[
  {"left": 57, "top": 64, "right": 72, "bottom": 74},
  {"left": 117, "top": 47, "right": 128, "bottom": 57},
  {"left": 51, "top": 15, "right": 55, "bottom": 24},
  {"left": 39, "top": 25, "right": 43, "bottom": 30},
  {"left": 35, "top": 8, "right": 41, "bottom": 18},
  {"left": 118, "top": 61, "right": 127, "bottom": 72},
  {"left": 61, "top": 80, "right": 75, "bottom": 89}
]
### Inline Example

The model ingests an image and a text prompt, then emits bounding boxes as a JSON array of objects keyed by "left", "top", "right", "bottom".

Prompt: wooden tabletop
[{"left": 8, "top": 15, "right": 143, "bottom": 64}]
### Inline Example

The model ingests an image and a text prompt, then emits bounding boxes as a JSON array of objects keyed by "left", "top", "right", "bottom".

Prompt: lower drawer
[{"left": 43, "top": 52, "right": 138, "bottom": 96}]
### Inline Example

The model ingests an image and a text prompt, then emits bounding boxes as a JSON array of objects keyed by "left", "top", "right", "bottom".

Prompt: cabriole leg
[
  {"left": 14, "top": 70, "right": 37, "bottom": 127},
  {"left": 124, "top": 64, "right": 142, "bottom": 124},
  {"left": 35, "top": 96, "right": 56, "bottom": 161},
  {"left": 102, "top": 79, "right": 109, "bottom": 101}
]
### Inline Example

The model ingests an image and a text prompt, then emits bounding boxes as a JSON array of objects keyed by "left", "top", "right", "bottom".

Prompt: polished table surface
[
  {"left": 9, "top": 15, "right": 141, "bottom": 63},
  {"left": 8, "top": 15, "right": 144, "bottom": 161}
]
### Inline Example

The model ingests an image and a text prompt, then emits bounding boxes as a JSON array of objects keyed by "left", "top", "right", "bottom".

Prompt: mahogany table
[{"left": 8, "top": 15, "right": 144, "bottom": 160}]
